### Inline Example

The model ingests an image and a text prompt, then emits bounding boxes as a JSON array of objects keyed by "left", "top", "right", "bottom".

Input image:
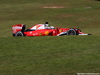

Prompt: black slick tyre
[
  {"left": 15, "top": 31, "right": 24, "bottom": 37},
  {"left": 67, "top": 29, "right": 77, "bottom": 35}
]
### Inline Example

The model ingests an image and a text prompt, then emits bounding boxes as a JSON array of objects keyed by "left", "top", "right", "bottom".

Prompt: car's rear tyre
[
  {"left": 15, "top": 31, "right": 24, "bottom": 37},
  {"left": 67, "top": 29, "right": 77, "bottom": 35},
  {"left": 13, "top": 33, "right": 15, "bottom": 37}
]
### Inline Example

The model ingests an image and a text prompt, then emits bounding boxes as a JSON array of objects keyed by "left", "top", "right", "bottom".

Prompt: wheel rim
[
  {"left": 15, "top": 32, "right": 24, "bottom": 37},
  {"left": 17, "top": 33, "right": 23, "bottom": 36}
]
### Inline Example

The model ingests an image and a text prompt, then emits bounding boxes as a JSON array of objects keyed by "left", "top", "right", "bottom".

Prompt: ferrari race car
[{"left": 12, "top": 22, "right": 90, "bottom": 37}]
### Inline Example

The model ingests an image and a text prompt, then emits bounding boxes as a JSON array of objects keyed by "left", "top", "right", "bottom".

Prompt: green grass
[
  {"left": 0, "top": 36, "right": 100, "bottom": 75},
  {"left": 0, "top": 0, "right": 100, "bottom": 75}
]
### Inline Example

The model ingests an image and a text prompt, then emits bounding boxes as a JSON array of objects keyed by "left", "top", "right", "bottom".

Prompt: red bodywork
[{"left": 12, "top": 24, "right": 89, "bottom": 37}]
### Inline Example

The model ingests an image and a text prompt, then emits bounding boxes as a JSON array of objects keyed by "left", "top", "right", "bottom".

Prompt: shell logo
[
  {"left": 45, "top": 31, "right": 49, "bottom": 35},
  {"left": 36, "top": 26, "right": 39, "bottom": 29},
  {"left": 36, "top": 25, "right": 42, "bottom": 29},
  {"left": 59, "top": 29, "right": 62, "bottom": 32},
  {"left": 40, "top": 33, "right": 42, "bottom": 36}
]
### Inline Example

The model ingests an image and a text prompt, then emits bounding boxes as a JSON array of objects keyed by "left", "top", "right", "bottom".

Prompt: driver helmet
[{"left": 44, "top": 22, "right": 49, "bottom": 27}]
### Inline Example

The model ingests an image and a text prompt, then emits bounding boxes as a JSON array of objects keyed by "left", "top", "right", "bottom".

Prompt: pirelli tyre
[
  {"left": 67, "top": 29, "right": 77, "bottom": 35},
  {"left": 15, "top": 31, "right": 24, "bottom": 37}
]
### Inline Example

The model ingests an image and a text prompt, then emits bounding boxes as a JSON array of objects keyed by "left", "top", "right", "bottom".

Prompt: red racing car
[{"left": 12, "top": 22, "right": 90, "bottom": 37}]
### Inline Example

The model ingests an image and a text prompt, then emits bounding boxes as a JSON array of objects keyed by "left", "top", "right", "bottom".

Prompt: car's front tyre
[{"left": 67, "top": 29, "right": 77, "bottom": 35}]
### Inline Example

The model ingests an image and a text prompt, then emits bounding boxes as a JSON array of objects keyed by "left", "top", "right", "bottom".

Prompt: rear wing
[{"left": 12, "top": 24, "right": 26, "bottom": 34}]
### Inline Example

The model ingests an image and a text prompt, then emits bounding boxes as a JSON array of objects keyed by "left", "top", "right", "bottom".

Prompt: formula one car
[{"left": 12, "top": 22, "right": 90, "bottom": 37}]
